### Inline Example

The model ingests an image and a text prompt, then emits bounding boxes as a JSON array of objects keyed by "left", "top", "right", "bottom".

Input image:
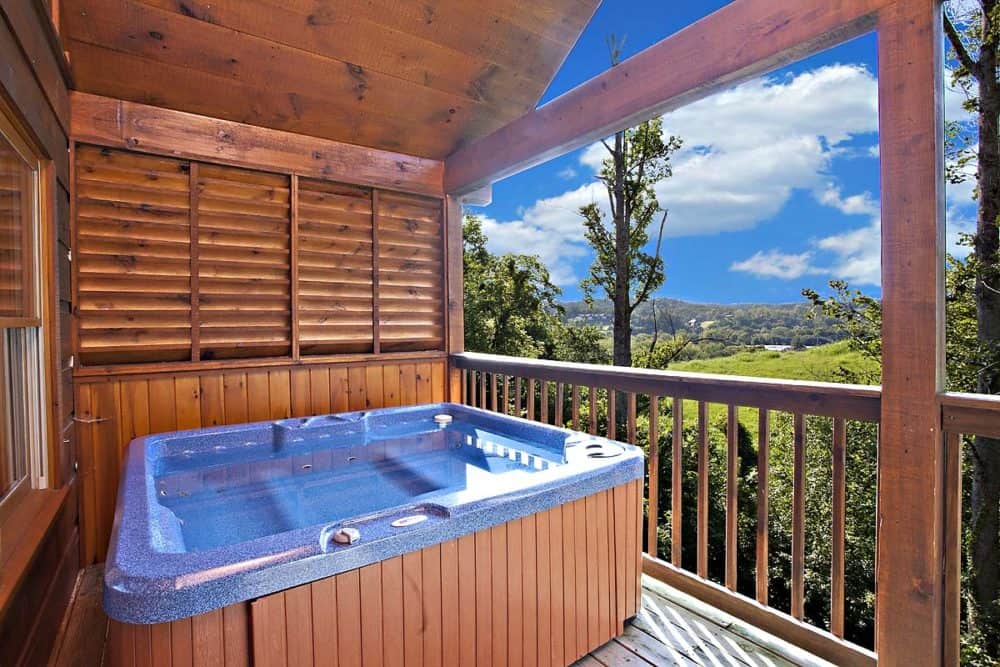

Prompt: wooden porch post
[
  {"left": 876, "top": 0, "right": 948, "bottom": 663},
  {"left": 445, "top": 194, "right": 465, "bottom": 401},
  {"left": 445, "top": 187, "right": 491, "bottom": 402}
]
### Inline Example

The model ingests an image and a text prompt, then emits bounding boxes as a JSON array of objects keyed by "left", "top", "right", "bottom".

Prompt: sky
[{"left": 468, "top": 1, "right": 978, "bottom": 304}]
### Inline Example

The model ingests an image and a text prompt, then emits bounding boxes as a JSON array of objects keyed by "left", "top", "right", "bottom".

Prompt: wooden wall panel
[
  {"left": 74, "top": 145, "right": 193, "bottom": 364},
  {"left": 76, "top": 356, "right": 447, "bottom": 563},
  {"left": 108, "top": 480, "right": 642, "bottom": 667},
  {"left": 196, "top": 164, "right": 291, "bottom": 360},
  {"left": 73, "top": 145, "right": 447, "bottom": 369},
  {"left": 297, "top": 179, "right": 374, "bottom": 355},
  {"left": 0, "top": 5, "right": 77, "bottom": 666},
  {"left": 375, "top": 192, "right": 445, "bottom": 352}
]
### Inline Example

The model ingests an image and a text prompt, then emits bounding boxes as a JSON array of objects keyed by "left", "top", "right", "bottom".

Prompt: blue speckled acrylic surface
[{"left": 103, "top": 403, "right": 643, "bottom": 624}]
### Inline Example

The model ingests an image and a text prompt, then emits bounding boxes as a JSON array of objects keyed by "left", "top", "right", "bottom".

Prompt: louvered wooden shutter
[
  {"left": 297, "top": 178, "right": 374, "bottom": 355},
  {"left": 375, "top": 192, "right": 445, "bottom": 352},
  {"left": 195, "top": 164, "right": 291, "bottom": 360},
  {"left": 75, "top": 146, "right": 192, "bottom": 365},
  {"left": 0, "top": 145, "right": 29, "bottom": 319}
]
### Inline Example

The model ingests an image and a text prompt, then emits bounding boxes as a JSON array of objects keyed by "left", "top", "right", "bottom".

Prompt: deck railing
[
  {"left": 450, "top": 352, "right": 881, "bottom": 666},
  {"left": 940, "top": 391, "right": 1000, "bottom": 667}
]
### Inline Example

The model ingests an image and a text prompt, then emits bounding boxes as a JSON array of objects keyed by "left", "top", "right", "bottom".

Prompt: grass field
[
  {"left": 660, "top": 341, "right": 879, "bottom": 442},
  {"left": 669, "top": 340, "right": 879, "bottom": 384}
]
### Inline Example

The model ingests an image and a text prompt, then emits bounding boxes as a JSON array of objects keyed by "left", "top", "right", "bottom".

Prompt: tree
[
  {"left": 940, "top": 3, "right": 1000, "bottom": 652},
  {"left": 463, "top": 215, "right": 564, "bottom": 358},
  {"left": 804, "top": 254, "right": 999, "bottom": 661},
  {"left": 579, "top": 36, "right": 683, "bottom": 377}
]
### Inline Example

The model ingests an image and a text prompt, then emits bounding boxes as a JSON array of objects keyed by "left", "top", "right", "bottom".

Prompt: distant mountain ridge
[{"left": 560, "top": 298, "right": 847, "bottom": 347}]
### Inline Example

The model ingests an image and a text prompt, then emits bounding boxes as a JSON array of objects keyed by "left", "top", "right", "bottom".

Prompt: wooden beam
[
  {"left": 875, "top": 0, "right": 947, "bottom": 663},
  {"left": 444, "top": 0, "right": 882, "bottom": 194},
  {"left": 70, "top": 92, "right": 444, "bottom": 197}
]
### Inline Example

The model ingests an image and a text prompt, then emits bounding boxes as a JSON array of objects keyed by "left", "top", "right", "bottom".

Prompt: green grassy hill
[
  {"left": 668, "top": 340, "right": 879, "bottom": 384},
  {"left": 662, "top": 342, "right": 879, "bottom": 442}
]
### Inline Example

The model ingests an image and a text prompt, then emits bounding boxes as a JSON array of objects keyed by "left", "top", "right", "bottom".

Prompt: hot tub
[{"left": 104, "top": 402, "right": 644, "bottom": 666}]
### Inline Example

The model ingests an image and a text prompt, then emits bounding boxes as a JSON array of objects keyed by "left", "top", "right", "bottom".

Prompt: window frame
[{"left": 0, "top": 98, "right": 51, "bottom": 521}]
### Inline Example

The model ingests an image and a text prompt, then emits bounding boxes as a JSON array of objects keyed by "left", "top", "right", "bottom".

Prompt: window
[{"left": 0, "top": 107, "right": 47, "bottom": 508}]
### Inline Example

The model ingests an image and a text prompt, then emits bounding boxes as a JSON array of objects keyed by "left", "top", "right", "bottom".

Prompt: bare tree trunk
[
  {"left": 611, "top": 129, "right": 631, "bottom": 435},
  {"left": 971, "top": 9, "right": 1000, "bottom": 651}
]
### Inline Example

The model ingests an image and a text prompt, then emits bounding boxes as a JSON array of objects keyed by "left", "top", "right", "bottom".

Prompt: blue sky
[{"left": 469, "top": 1, "right": 976, "bottom": 304}]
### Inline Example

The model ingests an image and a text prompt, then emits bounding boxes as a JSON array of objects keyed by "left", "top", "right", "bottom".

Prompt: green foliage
[
  {"left": 463, "top": 215, "right": 563, "bottom": 358},
  {"left": 552, "top": 324, "right": 611, "bottom": 365},
  {"left": 802, "top": 252, "right": 992, "bottom": 394},
  {"left": 802, "top": 282, "right": 882, "bottom": 383},
  {"left": 463, "top": 214, "right": 609, "bottom": 364},
  {"left": 564, "top": 298, "right": 848, "bottom": 347}
]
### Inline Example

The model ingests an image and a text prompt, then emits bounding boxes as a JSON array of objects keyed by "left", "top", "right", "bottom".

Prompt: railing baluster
[
  {"left": 627, "top": 393, "right": 637, "bottom": 443},
  {"left": 555, "top": 383, "right": 564, "bottom": 427},
  {"left": 571, "top": 385, "right": 580, "bottom": 431},
  {"left": 515, "top": 376, "right": 523, "bottom": 417},
  {"left": 831, "top": 417, "right": 846, "bottom": 637},
  {"left": 541, "top": 380, "right": 549, "bottom": 424},
  {"left": 502, "top": 374, "right": 510, "bottom": 415},
  {"left": 672, "top": 396, "right": 683, "bottom": 567},
  {"left": 607, "top": 389, "right": 616, "bottom": 440},
  {"left": 648, "top": 395, "right": 660, "bottom": 558},
  {"left": 757, "top": 409, "right": 770, "bottom": 605},
  {"left": 726, "top": 404, "right": 739, "bottom": 591},
  {"left": 589, "top": 388, "right": 597, "bottom": 435},
  {"left": 527, "top": 378, "right": 536, "bottom": 421},
  {"left": 490, "top": 373, "right": 498, "bottom": 412},
  {"left": 792, "top": 412, "right": 806, "bottom": 620},
  {"left": 479, "top": 371, "right": 486, "bottom": 410},
  {"left": 461, "top": 369, "right": 468, "bottom": 405},
  {"left": 944, "top": 431, "right": 963, "bottom": 667},
  {"left": 697, "top": 401, "right": 709, "bottom": 578}
]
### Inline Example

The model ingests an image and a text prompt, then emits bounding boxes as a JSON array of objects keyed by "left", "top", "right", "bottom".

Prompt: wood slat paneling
[
  {"left": 107, "top": 481, "right": 641, "bottom": 667},
  {"left": 74, "top": 145, "right": 192, "bottom": 364},
  {"left": 197, "top": 163, "right": 291, "bottom": 360},
  {"left": 297, "top": 179, "right": 373, "bottom": 355},
  {"left": 74, "top": 145, "right": 446, "bottom": 368},
  {"left": 376, "top": 191, "right": 445, "bottom": 352},
  {"left": 76, "top": 357, "right": 446, "bottom": 563}
]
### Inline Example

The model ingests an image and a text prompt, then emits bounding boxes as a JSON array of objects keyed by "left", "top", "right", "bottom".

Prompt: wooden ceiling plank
[
  {"left": 137, "top": 0, "right": 548, "bottom": 113},
  {"left": 444, "top": 0, "right": 882, "bottom": 194},
  {"left": 483, "top": 0, "right": 601, "bottom": 47},
  {"left": 64, "top": 0, "right": 519, "bottom": 130},
  {"left": 71, "top": 92, "right": 444, "bottom": 196},
  {"left": 284, "top": 0, "right": 574, "bottom": 89},
  {"left": 66, "top": 40, "right": 459, "bottom": 158}
]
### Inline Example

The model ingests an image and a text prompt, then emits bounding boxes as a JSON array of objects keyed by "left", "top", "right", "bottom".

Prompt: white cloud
[
  {"left": 557, "top": 166, "right": 578, "bottom": 180},
  {"left": 815, "top": 218, "right": 882, "bottom": 284},
  {"left": 731, "top": 250, "right": 817, "bottom": 280},
  {"left": 815, "top": 183, "right": 879, "bottom": 217},
  {"left": 476, "top": 182, "right": 607, "bottom": 285},
  {"left": 582, "top": 63, "right": 879, "bottom": 237},
  {"left": 732, "top": 184, "right": 883, "bottom": 286},
  {"left": 485, "top": 63, "right": 879, "bottom": 284}
]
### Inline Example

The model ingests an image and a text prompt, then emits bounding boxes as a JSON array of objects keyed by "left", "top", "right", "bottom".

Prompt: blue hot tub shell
[{"left": 103, "top": 402, "right": 644, "bottom": 624}]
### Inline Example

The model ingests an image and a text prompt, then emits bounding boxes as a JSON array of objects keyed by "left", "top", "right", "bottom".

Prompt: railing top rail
[
  {"left": 941, "top": 391, "right": 1000, "bottom": 438},
  {"left": 451, "top": 352, "right": 882, "bottom": 421}
]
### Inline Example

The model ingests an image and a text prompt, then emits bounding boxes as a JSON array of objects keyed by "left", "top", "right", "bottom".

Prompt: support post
[
  {"left": 876, "top": 0, "right": 947, "bottom": 662},
  {"left": 445, "top": 187, "right": 491, "bottom": 401}
]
